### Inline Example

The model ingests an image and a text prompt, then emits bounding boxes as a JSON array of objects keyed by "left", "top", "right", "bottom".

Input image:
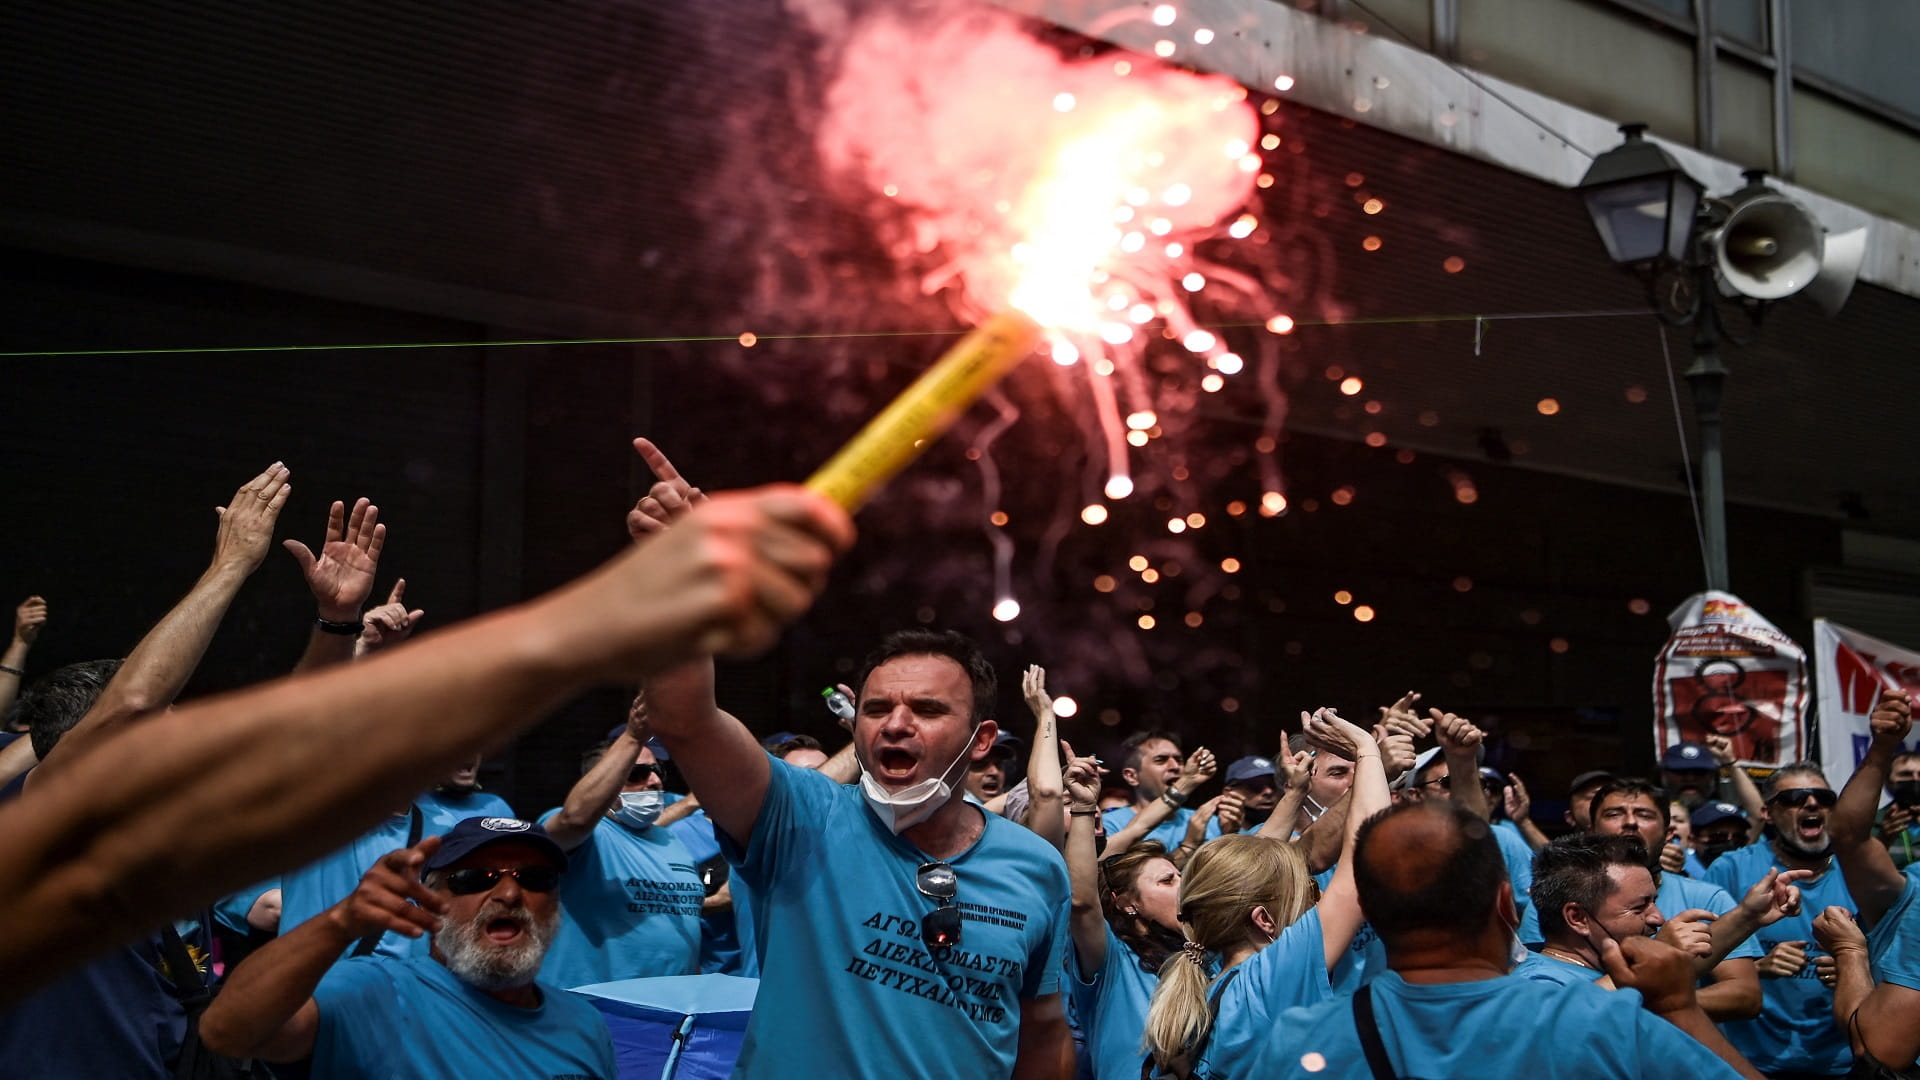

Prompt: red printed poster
[{"left": 1653, "top": 591, "right": 1808, "bottom": 769}]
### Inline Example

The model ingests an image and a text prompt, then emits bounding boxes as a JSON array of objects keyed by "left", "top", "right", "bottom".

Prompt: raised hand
[
  {"left": 1302, "top": 708, "right": 1376, "bottom": 760},
  {"left": 1022, "top": 665, "right": 1054, "bottom": 721},
  {"left": 569, "top": 486, "right": 854, "bottom": 674},
  {"left": 1278, "top": 747, "right": 1313, "bottom": 792},
  {"left": 1377, "top": 691, "right": 1429, "bottom": 741},
  {"left": 1756, "top": 939, "right": 1810, "bottom": 980},
  {"left": 1704, "top": 733, "right": 1738, "bottom": 766},
  {"left": 1186, "top": 795, "right": 1225, "bottom": 845},
  {"left": 1503, "top": 773, "right": 1533, "bottom": 822},
  {"left": 1062, "top": 743, "right": 1101, "bottom": 808},
  {"left": 13, "top": 596, "right": 46, "bottom": 645},
  {"left": 1215, "top": 790, "right": 1246, "bottom": 835},
  {"left": 356, "top": 579, "right": 425, "bottom": 656},
  {"left": 332, "top": 836, "right": 447, "bottom": 940},
  {"left": 283, "top": 498, "right": 384, "bottom": 622},
  {"left": 1595, "top": 934, "right": 1698, "bottom": 1015},
  {"left": 1655, "top": 908, "right": 1717, "bottom": 960},
  {"left": 1881, "top": 802, "right": 1916, "bottom": 843},
  {"left": 1869, "top": 688, "right": 1913, "bottom": 746},
  {"left": 1431, "top": 709, "right": 1484, "bottom": 755},
  {"left": 1659, "top": 841, "right": 1689, "bottom": 874},
  {"left": 626, "top": 690, "right": 652, "bottom": 742},
  {"left": 628, "top": 438, "right": 708, "bottom": 540},
  {"left": 1737, "top": 868, "right": 1811, "bottom": 929},
  {"left": 1373, "top": 725, "right": 1417, "bottom": 778},
  {"left": 1175, "top": 746, "right": 1218, "bottom": 793},
  {"left": 1811, "top": 906, "right": 1866, "bottom": 965},
  {"left": 213, "top": 462, "right": 292, "bottom": 575}
]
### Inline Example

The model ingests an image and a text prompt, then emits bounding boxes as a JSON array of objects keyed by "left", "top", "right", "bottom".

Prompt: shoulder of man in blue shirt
[
  {"left": 1254, "top": 971, "right": 1743, "bottom": 1079},
  {"left": 1867, "top": 869, "right": 1920, "bottom": 990}
]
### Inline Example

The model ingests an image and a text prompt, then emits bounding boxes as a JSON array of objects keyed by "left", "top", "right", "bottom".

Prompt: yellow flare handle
[{"left": 806, "top": 310, "right": 1044, "bottom": 512}]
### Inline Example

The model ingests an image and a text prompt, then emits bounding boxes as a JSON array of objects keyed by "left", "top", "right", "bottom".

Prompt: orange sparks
[
  {"left": 1339, "top": 377, "right": 1364, "bottom": 396},
  {"left": 1536, "top": 398, "right": 1561, "bottom": 416}
]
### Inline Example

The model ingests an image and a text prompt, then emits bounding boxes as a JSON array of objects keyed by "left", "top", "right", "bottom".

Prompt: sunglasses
[
  {"left": 1768, "top": 787, "right": 1837, "bottom": 809},
  {"left": 627, "top": 762, "right": 660, "bottom": 784},
  {"left": 443, "top": 866, "right": 561, "bottom": 895},
  {"left": 917, "top": 861, "right": 962, "bottom": 952}
]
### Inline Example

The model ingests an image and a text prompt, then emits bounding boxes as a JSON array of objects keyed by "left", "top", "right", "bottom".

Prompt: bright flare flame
[{"left": 992, "top": 597, "right": 1021, "bottom": 622}]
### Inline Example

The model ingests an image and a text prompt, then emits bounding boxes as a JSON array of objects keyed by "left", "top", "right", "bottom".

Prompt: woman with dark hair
[{"left": 1065, "top": 752, "right": 1191, "bottom": 1080}]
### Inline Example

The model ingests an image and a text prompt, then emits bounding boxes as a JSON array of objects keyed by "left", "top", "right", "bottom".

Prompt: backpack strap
[
  {"left": 1352, "top": 985, "right": 1399, "bottom": 1080},
  {"left": 350, "top": 805, "right": 425, "bottom": 958},
  {"left": 1143, "top": 965, "right": 1244, "bottom": 1080}
]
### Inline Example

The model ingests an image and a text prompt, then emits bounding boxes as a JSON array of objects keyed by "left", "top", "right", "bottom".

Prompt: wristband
[
  {"left": 316, "top": 617, "right": 365, "bottom": 636},
  {"left": 1162, "top": 788, "right": 1189, "bottom": 808},
  {"left": 1069, "top": 808, "right": 1099, "bottom": 817},
  {"left": 0, "top": 664, "right": 21, "bottom": 677}
]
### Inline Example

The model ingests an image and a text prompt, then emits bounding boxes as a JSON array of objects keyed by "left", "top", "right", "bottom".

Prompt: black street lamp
[{"left": 1577, "top": 124, "right": 1863, "bottom": 593}]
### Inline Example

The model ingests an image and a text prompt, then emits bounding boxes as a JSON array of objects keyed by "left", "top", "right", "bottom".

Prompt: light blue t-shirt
[
  {"left": 535, "top": 813, "right": 703, "bottom": 988},
  {"left": 311, "top": 955, "right": 616, "bottom": 1080},
  {"left": 1101, "top": 804, "right": 1222, "bottom": 851},
  {"left": 1494, "top": 822, "right": 1535, "bottom": 929},
  {"left": 280, "top": 808, "right": 428, "bottom": 960},
  {"left": 1313, "top": 866, "right": 1385, "bottom": 994},
  {"left": 1252, "top": 971, "right": 1743, "bottom": 1079},
  {"left": 1683, "top": 848, "right": 1711, "bottom": 879},
  {"left": 1867, "top": 865, "right": 1920, "bottom": 991},
  {"left": 1069, "top": 925, "right": 1159, "bottom": 1080},
  {"left": 1514, "top": 949, "right": 1602, "bottom": 988},
  {"left": 1189, "top": 907, "right": 1331, "bottom": 1078},
  {"left": 719, "top": 759, "right": 1070, "bottom": 1080},
  {"left": 1705, "top": 839, "right": 1855, "bottom": 1075},
  {"left": 416, "top": 788, "right": 514, "bottom": 835},
  {"left": 664, "top": 804, "right": 754, "bottom": 977},
  {"left": 1660, "top": 873, "right": 1764, "bottom": 962}
]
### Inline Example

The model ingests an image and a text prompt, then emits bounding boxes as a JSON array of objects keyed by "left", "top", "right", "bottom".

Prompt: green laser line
[{"left": 0, "top": 308, "right": 1653, "bottom": 359}]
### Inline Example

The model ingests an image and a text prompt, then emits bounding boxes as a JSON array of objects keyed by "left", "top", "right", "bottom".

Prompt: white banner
[
  {"left": 1812, "top": 619, "right": 1920, "bottom": 790},
  {"left": 1654, "top": 592, "right": 1808, "bottom": 770}
]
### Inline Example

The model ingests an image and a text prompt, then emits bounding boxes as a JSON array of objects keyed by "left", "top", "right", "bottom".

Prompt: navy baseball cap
[
  {"left": 425, "top": 817, "right": 568, "bottom": 872},
  {"left": 1690, "top": 801, "right": 1747, "bottom": 829},
  {"left": 1225, "top": 756, "right": 1276, "bottom": 785},
  {"left": 985, "top": 731, "right": 1024, "bottom": 760},
  {"left": 1662, "top": 742, "right": 1714, "bottom": 770}
]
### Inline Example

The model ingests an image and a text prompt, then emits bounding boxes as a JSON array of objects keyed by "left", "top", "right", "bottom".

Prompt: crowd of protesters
[{"left": 0, "top": 441, "right": 1916, "bottom": 1080}]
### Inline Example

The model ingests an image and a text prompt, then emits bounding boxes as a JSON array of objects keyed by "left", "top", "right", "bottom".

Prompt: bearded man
[{"left": 200, "top": 817, "right": 616, "bottom": 1079}]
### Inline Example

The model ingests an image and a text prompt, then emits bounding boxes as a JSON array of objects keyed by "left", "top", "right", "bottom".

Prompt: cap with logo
[
  {"left": 1225, "top": 756, "right": 1275, "bottom": 785},
  {"left": 1689, "top": 801, "right": 1748, "bottom": 829},
  {"left": 425, "top": 817, "right": 569, "bottom": 872},
  {"left": 1661, "top": 742, "right": 1714, "bottom": 771}
]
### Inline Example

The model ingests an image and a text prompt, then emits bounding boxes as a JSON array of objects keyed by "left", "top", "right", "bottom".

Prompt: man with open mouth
[
  {"left": 199, "top": 816, "right": 616, "bottom": 1079},
  {"left": 1704, "top": 763, "right": 1859, "bottom": 1079}
]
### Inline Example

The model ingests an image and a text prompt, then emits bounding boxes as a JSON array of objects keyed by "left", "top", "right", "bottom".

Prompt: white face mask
[
  {"left": 859, "top": 725, "right": 982, "bottom": 834},
  {"left": 613, "top": 789, "right": 665, "bottom": 830}
]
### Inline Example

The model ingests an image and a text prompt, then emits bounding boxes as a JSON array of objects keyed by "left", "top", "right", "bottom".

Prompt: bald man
[{"left": 1236, "top": 803, "right": 1762, "bottom": 1079}]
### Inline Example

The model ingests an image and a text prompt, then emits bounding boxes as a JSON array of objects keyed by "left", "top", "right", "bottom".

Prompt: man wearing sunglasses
[
  {"left": 1704, "top": 763, "right": 1859, "bottom": 1078},
  {"left": 537, "top": 697, "right": 704, "bottom": 989},
  {"left": 201, "top": 816, "right": 617, "bottom": 1078}
]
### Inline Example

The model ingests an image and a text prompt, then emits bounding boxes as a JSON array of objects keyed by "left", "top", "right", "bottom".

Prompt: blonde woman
[{"left": 1142, "top": 709, "right": 1390, "bottom": 1079}]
